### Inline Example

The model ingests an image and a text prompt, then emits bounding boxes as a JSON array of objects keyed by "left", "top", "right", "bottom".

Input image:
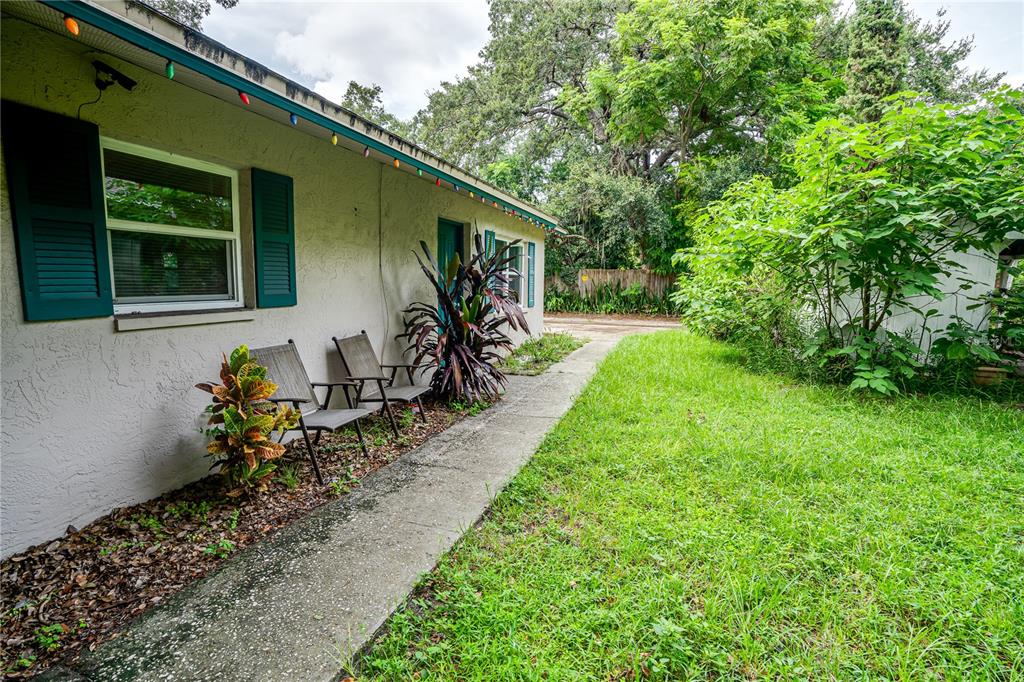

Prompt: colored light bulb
[
  {"left": 64, "top": 15, "right": 80, "bottom": 36},
  {"left": 165, "top": 61, "right": 175, "bottom": 79},
  {"left": 363, "top": 147, "right": 370, "bottom": 158},
  {"left": 393, "top": 158, "right": 400, "bottom": 168},
  {"left": 436, "top": 178, "right": 441, "bottom": 186},
  {"left": 290, "top": 114, "right": 298, "bottom": 125},
  {"left": 331, "top": 132, "right": 338, "bottom": 145},
  {"left": 238, "top": 91, "right": 250, "bottom": 105},
  {"left": 417, "top": 169, "right": 423, "bottom": 177}
]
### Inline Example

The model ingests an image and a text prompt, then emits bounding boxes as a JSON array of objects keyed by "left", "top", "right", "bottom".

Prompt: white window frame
[
  {"left": 100, "top": 138, "right": 243, "bottom": 315},
  {"left": 493, "top": 232, "right": 525, "bottom": 306}
]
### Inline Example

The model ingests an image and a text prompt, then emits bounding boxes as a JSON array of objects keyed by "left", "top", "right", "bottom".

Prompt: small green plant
[
  {"left": 327, "top": 468, "right": 360, "bottom": 497},
  {"left": 125, "top": 513, "right": 165, "bottom": 537},
  {"left": 196, "top": 345, "right": 299, "bottom": 492},
  {"left": 34, "top": 624, "right": 65, "bottom": 652},
  {"left": 166, "top": 500, "right": 212, "bottom": 522},
  {"left": 226, "top": 509, "right": 240, "bottom": 530},
  {"left": 203, "top": 538, "right": 236, "bottom": 559},
  {"left": 274, "top": 462, "right": 302, "bottom": 490},
  {"left": 98, "top": 540, "right": 146, "bottom": 556}
]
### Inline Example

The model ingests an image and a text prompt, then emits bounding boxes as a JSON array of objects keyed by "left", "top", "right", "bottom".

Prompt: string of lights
[{"left": 58, "top": 8, "right": 554, "bottom": 230}]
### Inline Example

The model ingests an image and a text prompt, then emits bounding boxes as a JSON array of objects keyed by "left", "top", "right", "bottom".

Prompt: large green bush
[{"left": 676, "top": 88, "right": 1024, "bottom": 393}]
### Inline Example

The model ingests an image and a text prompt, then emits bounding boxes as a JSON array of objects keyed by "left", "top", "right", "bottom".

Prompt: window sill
[{"left": 114, "top": 308, "right": 256, "bottom": 332}]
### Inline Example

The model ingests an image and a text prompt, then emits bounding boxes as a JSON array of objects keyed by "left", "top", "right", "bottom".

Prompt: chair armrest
[
  {"left": 344, "top": 375, "right": 389, "bottom": 382},
  {"left": 270, "top": 397, "right": 312, "bottom": 404},
  {"left": 311, "top": 380, "right": 359, "bottom": 387},
  {"left": 381, "top": 363, "right": 420, "bottom": 385}
]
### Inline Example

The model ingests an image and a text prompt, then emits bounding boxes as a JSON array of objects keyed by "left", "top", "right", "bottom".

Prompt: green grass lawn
[
  {"left": 359, "top": 331, "right": 1024, "bottom": 680},
  {"left": 503, "top": 332, "right": 586, "bottom": 376}
]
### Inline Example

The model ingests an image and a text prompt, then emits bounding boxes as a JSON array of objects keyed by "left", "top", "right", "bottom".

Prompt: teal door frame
[{"left": 437, "top": 218, "right": 464, "bottom": 283}]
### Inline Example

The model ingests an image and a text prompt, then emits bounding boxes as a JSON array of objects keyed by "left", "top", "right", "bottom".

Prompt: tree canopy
[{"left": 396, "top": 0, "right": 1002, "bottom": 276}]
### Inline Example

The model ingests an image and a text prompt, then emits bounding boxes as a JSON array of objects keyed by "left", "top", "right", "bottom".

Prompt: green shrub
[
  {"left": 545, "top": 282, "right": 678, "bottom": 316},
  {"left": 676, "top": 88, "right": 1024, "bottom": 395},
  {"left": 196, "top": 345, "right": 299, "bottom": 492}
]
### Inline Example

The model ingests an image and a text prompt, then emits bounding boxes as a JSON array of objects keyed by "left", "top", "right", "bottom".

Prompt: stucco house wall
[{"left": 0, "top": 18, "right": 545, "bottom": 557}]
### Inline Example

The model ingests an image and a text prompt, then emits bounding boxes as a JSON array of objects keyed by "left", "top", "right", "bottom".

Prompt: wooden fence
[{"left": 547, "top": 269, "right": 676, "bottom": 299}]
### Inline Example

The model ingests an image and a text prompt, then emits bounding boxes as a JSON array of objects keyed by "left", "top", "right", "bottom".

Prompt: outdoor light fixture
[
  {"left": 92, "top": 60, "right": 136, "bottom": 92},
  {"left": 63, "top": 15, "right": 80, "bottom": 36},
  {"left": 363, "top": 146, "right": 370, "bottom": 158},
  {"left": 417, "top": 169, "right": 423, "bottom": 177},
  {"left": 331, "top": 132, "right": 338, "bottom": 145},
  {"left": 435, "top": 177, "right": 441, "bottom": 186},
  {"left": 164, "top": 60, "right": 174, "bottom": 79},
  {"left": 238, "top": 91, "right": 250, "bottom": 105},
  {"left": 290, "top": 113, "right": 298, "bottom": 125},
  {"left": 393, "top": 158, "right": 400, "bottom": 168}
]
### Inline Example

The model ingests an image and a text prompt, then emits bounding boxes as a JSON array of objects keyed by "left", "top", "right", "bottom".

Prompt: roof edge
[{"left": 45, "top": 0, "right": 558, "bottom": 229}]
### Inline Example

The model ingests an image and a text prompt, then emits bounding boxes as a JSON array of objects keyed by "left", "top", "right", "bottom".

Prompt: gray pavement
[{"left": 48, "top": 316, "right": 674, "bottom": 682}]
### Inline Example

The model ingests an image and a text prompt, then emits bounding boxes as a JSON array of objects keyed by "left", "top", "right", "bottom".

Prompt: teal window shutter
[
  {"left": 2, "top": 101, "right": 112, "bottom": 321},
  {"left": 527, "top": 241, "right": 536, "bottom": 307},
  {"left": 484, "top": 229, "right": 495, "bottom": 258},
  {"left": 251, "top": 168, "right": 297, "bottom": 307}
]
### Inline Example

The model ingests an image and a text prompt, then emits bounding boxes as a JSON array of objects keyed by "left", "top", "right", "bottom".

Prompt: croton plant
[{"left": 196, "top": 345, "right": 298, "bottom": 492}]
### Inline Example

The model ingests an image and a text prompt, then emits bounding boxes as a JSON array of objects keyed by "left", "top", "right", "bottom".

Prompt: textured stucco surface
[{"left": 0, "top": 19, "right": 545, "bottom": 557}]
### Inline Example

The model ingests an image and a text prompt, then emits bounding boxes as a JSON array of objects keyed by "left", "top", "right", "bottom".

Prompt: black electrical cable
[{"left": 76, "top": 90, "right": 103, "bottom": 119}]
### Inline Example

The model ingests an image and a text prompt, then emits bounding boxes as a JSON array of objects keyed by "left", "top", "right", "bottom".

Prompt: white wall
[
  {"left": 0, "top": 19, "right": 546, "bottom": 557},
  {"left": 883, "top": 247, "right": 999, "bottom": 350}
]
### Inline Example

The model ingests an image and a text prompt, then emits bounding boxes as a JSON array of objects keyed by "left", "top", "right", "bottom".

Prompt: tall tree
[
  {"left": 837, "top": 0, "right": 1003, "bottom": 121},
  {"left": 339, "top": 81, "right": 410, "bottom": 136},
  {"left": 841, "top": 0, "right": 907, "bottom": 121},
  {"left": 143, "top": 0, "right": 239, "bottom": 30}
]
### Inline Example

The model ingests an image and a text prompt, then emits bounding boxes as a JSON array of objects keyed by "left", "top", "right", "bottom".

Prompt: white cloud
[
  {"left": 204, "top": 0, "right": 489, "bottom": 120},
  {"left": 204, "top": 0, "right": 1021, "bottom": 125}
]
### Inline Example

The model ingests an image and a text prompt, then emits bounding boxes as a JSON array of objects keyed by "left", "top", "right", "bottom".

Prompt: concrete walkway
[{"left": 52, "top": 317, "right": 673, "bottom": 682}]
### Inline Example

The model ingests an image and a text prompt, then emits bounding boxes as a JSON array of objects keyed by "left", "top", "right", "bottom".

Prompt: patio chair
[
  {"left": 251, "top": 340, "right": 374, "bottom": 485},
  {"left": 332, "top": 330, "right": 430, "bottom": 438}
]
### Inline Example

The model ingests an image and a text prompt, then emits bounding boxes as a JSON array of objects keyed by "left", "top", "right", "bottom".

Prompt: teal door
[{"left": 437, "top": 219, "right": 464, "bottom": 285}]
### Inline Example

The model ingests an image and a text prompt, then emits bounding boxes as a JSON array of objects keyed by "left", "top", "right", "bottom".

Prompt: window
[
  {"left": 101, "top": 139, "right": 242, "bottom": 313},
  {"left": 494, "top": 235, "right": 524, "bottom": 304}
]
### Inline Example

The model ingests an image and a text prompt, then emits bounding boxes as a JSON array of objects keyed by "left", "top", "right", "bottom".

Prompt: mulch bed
[{"left": 1, "top": 400, "right": 487, "bottom": 678}]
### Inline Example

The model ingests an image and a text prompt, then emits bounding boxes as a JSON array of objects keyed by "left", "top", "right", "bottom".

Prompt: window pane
[
  {"left": 509, "top": 245, "right": 523, "bottom": 300},
  {"left": 104, "top": 149, "right": 232, "bottom": 231},
  {"left": 111, "top": 231, "right": 233, "bottom": 302}
]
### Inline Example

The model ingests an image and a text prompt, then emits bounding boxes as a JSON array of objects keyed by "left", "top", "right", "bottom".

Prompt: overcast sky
[{"left": 204, "top": 0, "right": 1024, "bottom": 121}]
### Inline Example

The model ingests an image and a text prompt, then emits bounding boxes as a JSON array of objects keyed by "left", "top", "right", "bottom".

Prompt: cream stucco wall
[{"left": 0, "top": 19, "right": 545, "bottom": 557}]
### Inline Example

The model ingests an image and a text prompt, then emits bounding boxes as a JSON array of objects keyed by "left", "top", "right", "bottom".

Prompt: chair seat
[
  {"left": 362, "top": 384, "right": 430, "bottom": 402},
  {"left": 301, "top": 407, "right": 374, "bottom": 431}
]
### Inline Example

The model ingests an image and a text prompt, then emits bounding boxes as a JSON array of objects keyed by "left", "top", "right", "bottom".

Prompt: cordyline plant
[
  {"left": 196, "top": 345, "right": 298, "bottom": 492},
  {"left": 399, "top": 234, "right": 529, "bottom": 402}
]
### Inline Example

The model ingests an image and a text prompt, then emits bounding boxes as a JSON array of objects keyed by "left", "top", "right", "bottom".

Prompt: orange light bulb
[{"left": 64, "top": 15, "right": 80, "bottom": 36}]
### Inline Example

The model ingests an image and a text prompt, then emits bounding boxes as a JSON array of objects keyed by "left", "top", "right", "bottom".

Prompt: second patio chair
[
  {"left": 251, "top": 340, "right": 374, "bottom": 485},
  {"left": 332, "top": 330, "right": 430, "bottom": 438}
]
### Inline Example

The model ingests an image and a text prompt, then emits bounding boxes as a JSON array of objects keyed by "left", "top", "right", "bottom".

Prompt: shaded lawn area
[
  {"left": 360, "top": 331, "right": 1024, "bottom": 680},
  {"left": 503, "top": 332, "right": 586, "bottom": 376}
]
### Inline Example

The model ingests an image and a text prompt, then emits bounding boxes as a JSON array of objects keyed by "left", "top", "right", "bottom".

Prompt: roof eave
[{"left": 43, "top": 0, "right": 558, "bottom": 229}]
